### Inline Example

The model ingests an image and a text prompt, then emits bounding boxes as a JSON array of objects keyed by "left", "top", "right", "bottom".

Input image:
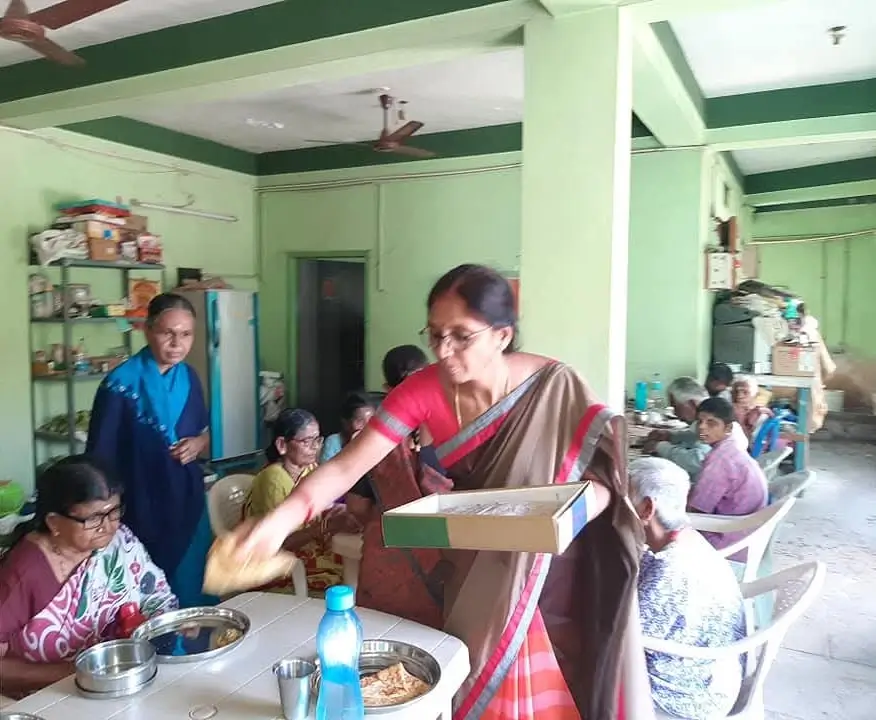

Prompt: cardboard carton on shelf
[
  {"left": 772, "top": 343, "right": 818, "bottom": 377},
  {"left": 382, "top": 482, "right": 596, "bottom": 554},
  {"left": 88, "top": 236, "right": 119, "bottom": 262}
]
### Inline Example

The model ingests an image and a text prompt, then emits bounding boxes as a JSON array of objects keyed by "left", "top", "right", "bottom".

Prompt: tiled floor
[{"left": 764, "top": 441, "right": 876, "bottom": 720}]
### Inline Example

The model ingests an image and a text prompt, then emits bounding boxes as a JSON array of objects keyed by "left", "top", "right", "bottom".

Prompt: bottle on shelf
[
  {"left": 73, "top": 337, "right": 91, "bottom": 374},
  {"left": 315, "top": 585, "right": 364, "bottom": 720}
]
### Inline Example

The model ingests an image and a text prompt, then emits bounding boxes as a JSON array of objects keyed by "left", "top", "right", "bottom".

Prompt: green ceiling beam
[
  {"left": 631, "top": 19, "right": 704, "bottom": 147},
  {"left": 753, "top": 195, "right": 876, "bottom": 214},
  {"left": 536, "top": 0, "right": 782, "bottom": 22},
  {"left": 745, "top": 179, "right": 876, "bottom": 208},
  {"left": 745, "top": 157, "right": 876, "bottom": 196},
  {"left": 706, "top": 80, "right": 876, "bottom": 150},
  {"left": 61, "top": 118, "right": 257, "bottom": 174},
  {"left": 0, "top": 0, "right": 512, "bottom": 103},
  {"left": 0, "top": 1, "right": 537, "bottom": 128}
]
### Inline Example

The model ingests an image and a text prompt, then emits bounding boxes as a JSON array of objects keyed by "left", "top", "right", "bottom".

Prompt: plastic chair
[
  {"left": 207, "top": 474, "right": 254, "bottom": 536},
  {"left": 206, "top": 474, "right": 308, "bottom": 599},
  {"left": 688, "top": 495, "right": 798, "bottom": 584},
  {"left": 768, "top": 470, "right": 815, "bottom": 503},
  {"left": 647, "top": 561, "right": 826, "bottom": 720},
  {"left": 331, "top": 532, "right": 363, "bottom": 589},
  {"left": 754, "top": 447, "right": 792, "bottom": 483}
]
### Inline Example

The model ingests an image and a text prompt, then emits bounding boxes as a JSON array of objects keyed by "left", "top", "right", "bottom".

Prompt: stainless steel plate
[
  {"left": 131, "top": 607, "right": 250, "bottom": 664},
  {"left": 0, "top": 714, "right": 48, "bottom": 720},
  {"left": 310, "top": 639, "right": 441, "bottom": 715},
  {"left": 74, "top": 667, "right": 157, "bottom": 700}
]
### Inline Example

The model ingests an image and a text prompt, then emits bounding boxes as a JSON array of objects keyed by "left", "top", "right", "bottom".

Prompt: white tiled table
[{"left": 7, "top": 593, "right": 469, "bottom": 720}]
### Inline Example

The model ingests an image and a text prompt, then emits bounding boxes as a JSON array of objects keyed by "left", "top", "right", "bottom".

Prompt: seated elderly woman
[
  {"left": 244, "top": 408, "right": 359, "bottom": 594},
  {"left": 0, "top": 456, "right": 177, "bottom": 699},
  {"left": 689, "top": 397, "right": 768, "bottom": 552},
  {"left": 644, "top": 376, "right": 748, "bottom": 482},
  {"left": 630, "top": 457, "right": 746, "bottom": 719},
  {"left": 732, "top": 375, "right": 774, "bottom": 442}
]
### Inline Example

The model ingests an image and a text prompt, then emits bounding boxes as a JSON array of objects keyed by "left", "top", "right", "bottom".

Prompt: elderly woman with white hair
[{"left": 630, "top": 457, "right": 746, "bottom": 719}]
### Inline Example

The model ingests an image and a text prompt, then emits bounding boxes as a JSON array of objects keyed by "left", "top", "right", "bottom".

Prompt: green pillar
[{"left": 519, "top": 8, "right": 633, "bottom": 409}]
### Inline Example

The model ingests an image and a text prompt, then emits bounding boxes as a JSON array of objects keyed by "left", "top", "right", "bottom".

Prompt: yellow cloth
[
  {"left": 242, "top": 462, "right": 343, "bottom": 594},
  {"left": 244, "top": 462, "right": 316, "bottom": 517}
]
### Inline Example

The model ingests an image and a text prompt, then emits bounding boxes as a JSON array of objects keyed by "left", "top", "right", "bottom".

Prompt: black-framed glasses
[
  {"left": 55, "top": 503, "right": 124, "bottom": 531},
  {"left": 292, "top": 434, "right": 324, "bottom": 450},
  {"left": 419, "top": 326, "right": 491, "bottom": 353}
]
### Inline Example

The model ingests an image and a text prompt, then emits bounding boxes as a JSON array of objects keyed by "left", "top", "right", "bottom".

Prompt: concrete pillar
[{"left": 519, "top": 8, "right": 634, "bottom": 409}]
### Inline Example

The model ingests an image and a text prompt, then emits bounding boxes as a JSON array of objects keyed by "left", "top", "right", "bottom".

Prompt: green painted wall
[
  {"left": 0, "top": 129, "right": 257, "bottom": 492},
  {"left": 752, "top": 204, "right": 876, "bottom": 356},
  {"left": 258, "top": 149, "right": 727, "bottom": 403},
  {"left": 257, "top": 154, "right": 522, "bottom": 396},
  {"left": 626, "top": 149, "right": 712, "bottom": 393}
]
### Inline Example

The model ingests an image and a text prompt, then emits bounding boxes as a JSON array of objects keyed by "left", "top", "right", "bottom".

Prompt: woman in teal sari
[{"left": 87, "top": 293, "right": 216, "bottom": 607}]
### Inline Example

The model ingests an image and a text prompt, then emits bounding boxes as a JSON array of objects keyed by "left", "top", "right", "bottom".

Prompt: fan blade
[
  {"left": 26, "top": 35, "right": 84, "bottom": 65},
  {"left": 383, "top": 121, "right": 423, "bottom": 144},
  {"left": 4, "top": 0, "right": 30, "bottom": 20},
  {"left": 390, "top": 145, "right": 436, "bottom": 159},
  {"left": 30, "top": 0, "right": 129, "bottom": 29}
]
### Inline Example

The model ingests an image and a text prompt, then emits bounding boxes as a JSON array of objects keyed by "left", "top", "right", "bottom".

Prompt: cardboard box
[
  {"left": 88, "top": 236, "right": 119, "bottom": 262},
  {"left": 73, "top": 219, "right": 121, "bottom": 242},
  {"left": 381, "top": 482, "right": 596, "bottom": 554},
  {"left": 772, "top": 343, "right": 818, "bottom": 377}
]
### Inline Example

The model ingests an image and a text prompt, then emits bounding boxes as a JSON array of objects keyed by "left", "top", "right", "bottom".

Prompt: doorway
[{"left": 295, "top": 258, "right": 366, "bottom": 435}]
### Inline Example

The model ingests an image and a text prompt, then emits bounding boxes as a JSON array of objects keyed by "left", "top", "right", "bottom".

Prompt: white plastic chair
[
  {"left": 647, "top": 561, "right": 826, "bottom": 720},
  {"left": 755, "top": 447, "right": 792, "bottom": 483},
  {"left": 332, "top": 532, "right": 363, "bottom": 589},
  {"left": 207, "top": 473, "right": 307, "bottom": 599},
  {"left": 207, "top": 474, "right": 254, "bottom": 536},
  {"left": 768, "top": 470, "right": 815, "bottom": 502},
  {"left": 688, "top": 495, "right": 797, "bottom": 584}
]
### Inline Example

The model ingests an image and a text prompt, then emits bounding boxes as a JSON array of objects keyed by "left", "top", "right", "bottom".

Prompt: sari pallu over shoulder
[{"left": 433, "top": 363, "right": 652, "bottom": 720}]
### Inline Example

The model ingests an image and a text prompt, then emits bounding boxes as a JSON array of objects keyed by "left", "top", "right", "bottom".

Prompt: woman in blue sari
[{"left": 87, "top": 293, "right": 216, "bottom": 608}]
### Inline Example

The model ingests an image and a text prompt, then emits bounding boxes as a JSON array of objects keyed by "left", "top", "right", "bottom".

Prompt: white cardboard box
[{"left": 381, "top": 482, "right": 596, "bottom": 554}]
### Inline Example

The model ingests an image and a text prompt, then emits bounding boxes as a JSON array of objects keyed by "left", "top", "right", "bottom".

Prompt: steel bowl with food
[
  {"left": 311, "top": 639, "right": 441, "bottom": 715},
  {"left": 74, "top": 638, "right": 157, "bottom": 694}
]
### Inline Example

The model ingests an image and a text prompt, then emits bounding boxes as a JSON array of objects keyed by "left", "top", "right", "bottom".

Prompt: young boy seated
[{"left": 688, "top": 397, "right": 768, "bottom": 553}]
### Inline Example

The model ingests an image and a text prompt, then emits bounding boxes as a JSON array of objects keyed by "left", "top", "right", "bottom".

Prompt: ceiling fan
[
  {"left": 0, "top": 0, "right": 129, "bottom": 66},
  {"left": 305, "top": 93, "right": 437, "bottom": 159}
]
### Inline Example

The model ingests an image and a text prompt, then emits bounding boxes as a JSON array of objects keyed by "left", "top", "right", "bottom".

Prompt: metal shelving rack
[{"left": 30, "top": 258, "right": 164, "bottom": 458}]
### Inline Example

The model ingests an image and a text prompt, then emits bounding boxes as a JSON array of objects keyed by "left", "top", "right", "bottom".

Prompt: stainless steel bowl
[
  {"left": 311, "top": 639, "right": 441, "bottom": 715},
  {"left": 0, "top": 714, "right": 47, "bottom": 720},
  {"left": 74, "top": 638, "right": 157, "bottom": 694}
]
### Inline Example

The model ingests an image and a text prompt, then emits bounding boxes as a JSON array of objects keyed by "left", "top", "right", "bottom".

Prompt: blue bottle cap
[{"left": 325, "top": 585, "right": 355, "bottom": 612}]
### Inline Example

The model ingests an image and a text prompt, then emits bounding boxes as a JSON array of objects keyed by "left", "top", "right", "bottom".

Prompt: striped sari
[{"left": 371, "top": 362, "right": 653, "bottom": 720}]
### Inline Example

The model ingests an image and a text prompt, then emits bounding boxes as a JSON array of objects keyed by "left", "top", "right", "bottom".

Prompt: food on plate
[
  {"left": 202, "top": 534, "right": 299, "bottom": 596},
  {"left": 359, "top": 662, "right": 432, "bottom": 707},
  {"left": 214, "top": 628, "right": 242, "bottom": 648}
]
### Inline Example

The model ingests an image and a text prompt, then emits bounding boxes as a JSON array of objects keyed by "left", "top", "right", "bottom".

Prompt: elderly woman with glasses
[
  {"left": 0, "top": 456, "right": 177, "bottom": 700},
  {"left": 630, "top": 457, "right": 745, "bottom": 720},
  {"left": 243, "top": 408, "right": 359, "bottom": 594}
]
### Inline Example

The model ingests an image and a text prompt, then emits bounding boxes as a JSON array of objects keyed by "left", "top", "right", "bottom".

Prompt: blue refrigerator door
[{"left": 205, "top": 290, "right": 260, "bottom": 460}]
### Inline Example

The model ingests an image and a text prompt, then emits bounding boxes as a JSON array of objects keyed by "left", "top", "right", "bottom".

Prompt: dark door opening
[{"left": 296, "top": 258, "right": 366, "bottom": 435}]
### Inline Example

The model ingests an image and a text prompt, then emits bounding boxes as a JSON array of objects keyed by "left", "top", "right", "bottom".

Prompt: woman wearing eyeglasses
[
  {"left": 244, "top": 408, "right": 359, "bottom": 594},
  {"left": 0, "top": 456, "right": 177, "bottom": 699},
  {"left": 231, "top": 264, "right": 651, "bottom": 720},
  {"left": 87, "top": 292, "right": 213, "bottom": 608}
]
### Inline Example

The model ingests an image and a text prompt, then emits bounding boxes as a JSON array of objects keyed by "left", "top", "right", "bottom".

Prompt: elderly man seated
[
  {"left": 630, "top": 457, "right": 746, "bottom": 719},
  {"left": 644, "top": 376, "right": 748, "bottom": 483}
]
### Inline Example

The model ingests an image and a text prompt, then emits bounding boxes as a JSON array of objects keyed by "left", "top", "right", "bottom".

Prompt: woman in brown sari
[{"left": 232, "top": 264, "right": 651, "bottom": 720}]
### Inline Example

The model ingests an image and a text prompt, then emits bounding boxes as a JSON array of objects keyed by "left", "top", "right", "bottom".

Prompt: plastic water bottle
[
  {"left": 315, "top": 585, "right": 364, "bottom": 720},
  {"left": 649, "top": 373, "right": 665, "bottom": 412},
  {"left": 634, "top": 381, "right": 649, "bottom": 412}
]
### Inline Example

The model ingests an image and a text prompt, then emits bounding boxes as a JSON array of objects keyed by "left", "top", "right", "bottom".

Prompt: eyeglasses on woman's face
[
  {"left": 292, "top": 434, "right": 323, "bottom": 450},
  {"left": 55, "top": 503, "right": 124, "bottom": 531},
  {"left": 419, "top": 326, "right": 492, "bottom": 354}
]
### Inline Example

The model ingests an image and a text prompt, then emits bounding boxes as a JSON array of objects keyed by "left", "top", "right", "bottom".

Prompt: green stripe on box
[{"left": 382, "top": 515, "right": 450, "bottom": 549}]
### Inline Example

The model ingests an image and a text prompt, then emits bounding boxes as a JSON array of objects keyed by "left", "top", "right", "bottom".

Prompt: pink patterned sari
[{"left": 2, "top": 525, "right": 177, "bottom": 663}]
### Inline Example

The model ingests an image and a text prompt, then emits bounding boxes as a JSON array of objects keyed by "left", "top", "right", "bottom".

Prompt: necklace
[
  {"left": 50, "top": 539, "right": 84, "bottom": 578},
  {"left": 454, "top": 365, "right": 512, "bottom": 427}
]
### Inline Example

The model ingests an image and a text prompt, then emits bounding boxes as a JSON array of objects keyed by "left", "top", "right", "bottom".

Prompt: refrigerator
[{"left": 184, "top": 289, "right": 260, "bottom": 462}]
